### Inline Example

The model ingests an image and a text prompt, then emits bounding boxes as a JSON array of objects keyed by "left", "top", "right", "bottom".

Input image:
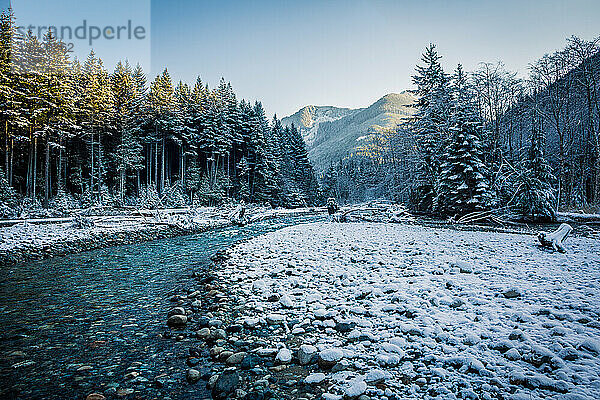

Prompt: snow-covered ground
[
  {"left": 0, "top": 207, "right": 319, "bottom": 264},
  {"left": 218, "top": 222, "right": 600, "bottom": 399}
]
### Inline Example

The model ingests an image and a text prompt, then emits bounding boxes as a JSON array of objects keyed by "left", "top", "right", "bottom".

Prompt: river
[{"left": 0, "top": 214, "right": 320, "bottom": 400}]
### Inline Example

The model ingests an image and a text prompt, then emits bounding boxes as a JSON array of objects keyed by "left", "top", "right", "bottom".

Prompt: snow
[
  {"left": 0, "top": 206, "right": 319, "bottom": 264},
  {"left": 305, "top": 372, "right": 327, "bottom": 384},
  {"left": 220, "top": 222, "right": 600, "bottom": 399}
]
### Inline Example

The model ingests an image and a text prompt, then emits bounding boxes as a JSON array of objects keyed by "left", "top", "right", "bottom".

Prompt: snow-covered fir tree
[
  {"left": 512, "top": 116, "right": 557, "bottom": 221},
  {"left": 436, "top": 65, "right": 492, "bottom": 217},
  {"left": 410, "top": 44, "right": 452, "bottom": 212}
]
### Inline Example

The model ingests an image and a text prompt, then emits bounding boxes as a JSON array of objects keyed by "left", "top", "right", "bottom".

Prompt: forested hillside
[
  {"left": 322, "top": 37, "right": 600, "bottom": 220},
  {"left": 0, "top": 10, "right": 319, "bottom": 217}
]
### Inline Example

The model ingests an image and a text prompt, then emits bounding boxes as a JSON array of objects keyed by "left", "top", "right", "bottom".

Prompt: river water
[{"left": 0, "top": 215, "right": 320, "bottom": 400}]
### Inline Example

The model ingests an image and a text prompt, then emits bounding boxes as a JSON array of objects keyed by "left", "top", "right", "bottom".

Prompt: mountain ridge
[{"left": 282, "top": 91, "right": 417, "bottom": 171}]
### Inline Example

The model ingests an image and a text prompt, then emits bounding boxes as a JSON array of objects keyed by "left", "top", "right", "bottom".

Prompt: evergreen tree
[
  {"left": 512, "top": 117, "right": 557, "bottom": 221},
  {"left": 287, "top": 123, "right": 319, "bottom": 205},
  {"left": 411, "top": 44, "right": 451, "bottom": 212},
  {"left": 148, "top": 68, "right": 175, "bottom": 193},
  {"left": 111, "top": 61, "right": 143, "bottom": 202},
  {"left": 437, "top": 65, "right": 491, "bottom": 217}
]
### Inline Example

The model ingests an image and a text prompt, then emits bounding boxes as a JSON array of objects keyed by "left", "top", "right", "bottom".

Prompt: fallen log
[{"left": 538, "top": 223, "right": 573, "bottom": 253}]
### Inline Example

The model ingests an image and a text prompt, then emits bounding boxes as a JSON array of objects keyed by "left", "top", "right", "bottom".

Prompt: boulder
[{"left": 167, "top": 314, "right": 187, "bottom": 329}]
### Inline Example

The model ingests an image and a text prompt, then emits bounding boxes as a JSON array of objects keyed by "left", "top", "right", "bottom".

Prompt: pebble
[
  {"left": 266, "top": 314, "right": 285, "bottom": 325},
  {"left": 275, "top": 348, "right": 292, "bottom": 364},
  {"left": 167, "top": 307, "right": 186, "bottom": 317},
  {"left": 226, "top": 352, "right": 247, "bottom": 365},
  {"left": 167, "top": 314, "right": 187, "bottom": 328},
  {"left": 279, "top": 295, "right": 294, "bottom": 308},
  {"left": 86, "top": 394, "right": 106, "bottom": 400},
  {"left": 186, "top": 368, "right": 201, "bottom": 383},
  {"left": 298, "top": 344, "right": 318, "bottom": 365},
  {"left": 305, "top": 373, "right": 326, "bottom": 384},
  {"left": 196, "top": 327, "right": 211, "bottom": 340},
  {"left": 213, "top": 369, "right": 240, "bottom": 399},
  {"left": 503, "top": 288, "right": 522, "bottom": 299},
  {"left": 343, "top": 378, "right": 367, "bottom": 398}
]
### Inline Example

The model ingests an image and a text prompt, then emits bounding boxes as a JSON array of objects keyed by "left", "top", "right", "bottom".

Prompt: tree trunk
[
  {"left": 154, "top": 139, "right": 159, "bottom": 192},
  {"left": 90, "top": 131, "right": 94, "bottom": 196},
  {"left": 4, "top": 120, "right": 8, "bottom": 180},
  {"left": 9, "top": 134, "right": 13, "bottom": 186},
  {"left": 43, "top": 133, "right": 50, "bottom": 208},
  {"left": 160, "top": 137, "right": 165, "bottom": 193},
  {"left": 32, "top": 136, "right": 37, "bottom": 200}
]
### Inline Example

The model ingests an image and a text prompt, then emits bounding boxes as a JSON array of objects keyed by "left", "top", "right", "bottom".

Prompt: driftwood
[
  {"left": 538, "top": 223, "right": 573, "bottom": 253},
  {"left": 229, "top": 205, "right": 248, "bottom": 226},
  {"left": 334, "top": 202, "right": 414, "bottom": 223}
]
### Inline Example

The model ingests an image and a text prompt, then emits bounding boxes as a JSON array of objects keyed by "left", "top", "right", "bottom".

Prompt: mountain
[{"left": 282, "top": 92, "right": 417, "bottom": 171}]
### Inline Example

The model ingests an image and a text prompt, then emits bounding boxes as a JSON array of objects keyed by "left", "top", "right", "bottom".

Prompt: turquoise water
[{"left": 0, "top": 215, "right": 320, "bottom": 400}]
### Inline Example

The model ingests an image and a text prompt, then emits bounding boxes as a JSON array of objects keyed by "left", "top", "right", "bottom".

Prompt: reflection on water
[{"left": 0, "top": 215, "right": 319, "bottom": 400}]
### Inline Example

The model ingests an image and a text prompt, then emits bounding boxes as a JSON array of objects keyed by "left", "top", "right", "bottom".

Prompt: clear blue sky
[{"left": 6, "top": 0, "right": 600, "bottom": 117}]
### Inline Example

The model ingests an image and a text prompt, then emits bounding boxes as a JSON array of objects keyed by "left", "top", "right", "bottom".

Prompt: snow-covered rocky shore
[
  {"left": 0, "top": 207, "right": 319, "bottom": 265},
  {"left": 185, "top": 222, "right": 600, "bottom": 400}
]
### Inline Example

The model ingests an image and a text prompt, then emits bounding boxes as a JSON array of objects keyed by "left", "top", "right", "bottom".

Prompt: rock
[
  {"left": 124, "top": 371, "right": 139, "bottom": 380},
  {"left": 213, "top": 369, "right": 240, "bottom": 399},
  {"left": 275, "top": 348, "right": 292, "bottom": 364},
  {"left": 305, "top": 372, "right": 326, "bottom": 384},
  {"left": 452, "top": 260, "right": 473, "bottom": 273},
  {"left": 256, "top": 348, "right": 278, "bottom": 356},
  {"left": 209, "top": 319, "right": 224, "bottom": 328},
  {"left": 86, "top": 394, "right": 106, "bottom": 400},
  {"left": 244, "top": 391, "right": 266, "bottom": 400},
  {"left": 558, "top": 347, "right": 579, "bottom": 361},
  {"left": 504, "top": 348, "right": 521, "bottom": 361},
  {"left": 196, "top": 327, "right": 211, "bottom": 340},
  {"left": 208, "top": 374, "right": 219, "bottom": 388},
  {"left": 226, "top": 324, "right": 243, "bottom": 333},
  {"left": 279, "top": 295, "right": 294, "bottom": 308},
  {"left": 211, "top": 329, "right": 227, "bottom": 340},
  {"left": 266, "top": 314, "right": 285, "bottom": 325},
  {"left": 226, "top": 352, "right": 247, "bottom": 365},
  {"left": 116, "top": 388, "right": 134, "bottom": 396},
  {"left": 219, "top": 351, "right": 234, "bottom": 361},
  {"left": 319, "top": 348, "right": 344, "bottom": 369},
  {"left": 167, "top": 307, "right": 186, "bottom": 317},
  {"left": 186, "top": 368, "right": 201, "bottom": 384},
  {"left": 210, "top": 346, "right": 225, "bottom": 358},
  {"left": 244, "top": 318, "right": 260, "bottom": 328},
  {"left": 331, "top": 359, "right": 350, "bottom": 372},
  {"left": 190, "top": 300, "right": 202, "bottom": 310},
  {"left": 579, "top": 338, "right": 600, "bottom": 355},
  {"left": 365, "top": 369, "right": 388, "bottom": 384},
  {"left": 503, "top": 288, "right": 522, "bottom": 299},
  {"left": 298, "top": 344, "right": 318, "bottom": 365},
  {"left": 240, "top": 353, "right": 261, "bottom": 370},
  {"left": 167, "top": 314, "right": 187, "bottom": 329},
  {"left": 335, "top": 322, "right": 356, "bottom": 333},
  {"left": 343, "top": 378, "right": 367, "bottom": 398}
]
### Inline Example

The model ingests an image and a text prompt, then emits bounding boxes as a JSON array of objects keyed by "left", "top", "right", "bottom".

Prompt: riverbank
[
  {"left": 175, "top": 222, "right": 600, "bottom": 400},
  {"left": 0, "top": 206, "right": 321, "bottom": 265}
]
